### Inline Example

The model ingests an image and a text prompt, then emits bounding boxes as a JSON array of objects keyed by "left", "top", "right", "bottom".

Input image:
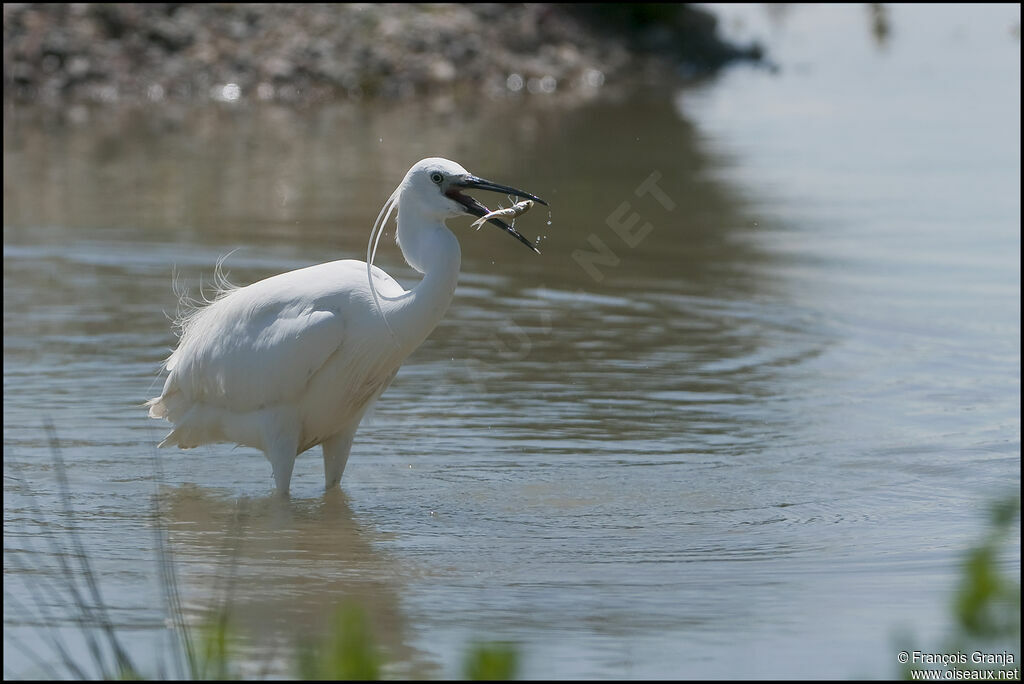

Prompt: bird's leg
[
  {"left": 322, "top": 429, "right": 356, "bottom": 490},
  {"left": 262, "top": 423, "right": 300, "bottom": 495}
]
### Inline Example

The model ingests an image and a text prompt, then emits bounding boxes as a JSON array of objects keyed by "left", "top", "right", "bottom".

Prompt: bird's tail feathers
[{"left": 145, "top": 395, "right": 167, "bottom": 419}]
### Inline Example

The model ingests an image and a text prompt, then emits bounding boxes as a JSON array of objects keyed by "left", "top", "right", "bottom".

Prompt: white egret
[{"left": 147, "top": 158, "right": 546, "bottom": 494}]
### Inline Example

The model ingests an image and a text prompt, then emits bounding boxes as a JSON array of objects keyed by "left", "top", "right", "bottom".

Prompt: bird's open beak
[{"left": 446, "top": 175, "right": 548, "bottom": 254}]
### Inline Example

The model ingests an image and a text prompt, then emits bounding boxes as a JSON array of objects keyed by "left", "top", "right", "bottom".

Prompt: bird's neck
[{"left": 389, "top": 205, "right": 461, "bottom": 354}]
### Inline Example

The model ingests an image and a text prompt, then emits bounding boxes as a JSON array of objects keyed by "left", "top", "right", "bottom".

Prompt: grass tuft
[{"left": 462, "top": 641, "right": 520, "bottom": 681}]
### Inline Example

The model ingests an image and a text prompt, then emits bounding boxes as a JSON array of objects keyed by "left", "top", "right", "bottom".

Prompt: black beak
[{"left": 447, "top": 175, "right": 548, "bottom": 254}]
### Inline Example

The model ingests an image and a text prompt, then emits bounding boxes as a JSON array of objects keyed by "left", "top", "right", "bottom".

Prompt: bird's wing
[{"left": 153, "top": 260, "right": 403, "bottom": 416}]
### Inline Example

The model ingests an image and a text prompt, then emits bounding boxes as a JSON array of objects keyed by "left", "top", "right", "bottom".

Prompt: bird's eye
[{"left": 430, "top": 172, "right": 444, "bottom": 185}]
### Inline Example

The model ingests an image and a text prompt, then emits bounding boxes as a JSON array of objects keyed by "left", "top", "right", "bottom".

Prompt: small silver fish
[{"left": 471, "top": 199, "right": 534, "bottom": 230}]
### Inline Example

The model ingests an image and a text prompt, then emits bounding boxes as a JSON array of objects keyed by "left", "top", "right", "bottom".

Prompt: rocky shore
[{"left": 3, "top": 3, "right": 761, "bottom": 105}]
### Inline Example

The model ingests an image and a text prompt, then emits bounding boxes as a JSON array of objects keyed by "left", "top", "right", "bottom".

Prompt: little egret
[{"left": 147, "top": 158, "right": 546, "bottom": 494}]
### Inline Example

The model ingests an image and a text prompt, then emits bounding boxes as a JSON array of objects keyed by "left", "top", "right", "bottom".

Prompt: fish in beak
[{"left": 446, "top": 175, "right": 548, "bottom": 254}]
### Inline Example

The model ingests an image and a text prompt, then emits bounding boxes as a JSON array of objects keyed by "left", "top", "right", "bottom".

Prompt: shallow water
[{"left": 4, "top": 4, "right": 1020, "bottom": 679}]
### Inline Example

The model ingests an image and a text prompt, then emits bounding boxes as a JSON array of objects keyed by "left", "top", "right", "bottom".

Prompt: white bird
[{"left": 147, "top": 158, "right": 546, "bottom": 494}]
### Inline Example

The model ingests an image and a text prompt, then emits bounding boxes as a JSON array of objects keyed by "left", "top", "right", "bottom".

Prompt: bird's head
[{"left": 400, "top": 157, "right": 547, "bottom": 253}]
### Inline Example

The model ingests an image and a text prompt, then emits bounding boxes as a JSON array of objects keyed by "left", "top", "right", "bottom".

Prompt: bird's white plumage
[
  {"left": 149, "top": 260, "right": 403, "bottom": 445},
  {"left": 148, "top": 158, "right": 538, "bottom": 494}
]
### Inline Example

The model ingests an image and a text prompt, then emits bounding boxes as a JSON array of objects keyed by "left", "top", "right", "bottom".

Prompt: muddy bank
[{"left": 3, "top": 3, "right": 761, "bottom": 105}]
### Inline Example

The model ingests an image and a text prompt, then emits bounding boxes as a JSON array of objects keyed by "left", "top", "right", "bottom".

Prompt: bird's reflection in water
[{"left": 154, "top": 485, "right": 436, "bottom": 678}]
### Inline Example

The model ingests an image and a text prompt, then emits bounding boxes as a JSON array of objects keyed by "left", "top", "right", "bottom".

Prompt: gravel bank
[{"left": 3, "top": 3, "right": 761, "bottom": 104}]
